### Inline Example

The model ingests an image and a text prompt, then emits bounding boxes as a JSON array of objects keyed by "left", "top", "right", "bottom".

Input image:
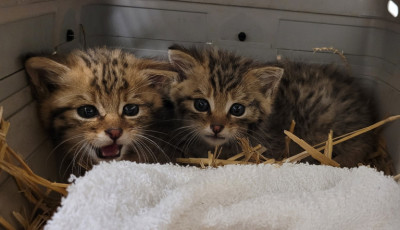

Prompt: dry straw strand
[
  {"left": 0, "top": 216, "right": 16, "bottom": 230},
  {"left": 313, "top": 46, "right": 350, "bottom": 72},
  {"left": 287, "top": 115, "right": 400, "bottom": 163},
  {"left": 0, "top": 108, "right": 10, "bottom": 141},
  {"left": 178, "top": 115, "right": 399, "bottom": 169},
  {"left": 226, "top": 144, "right": 263, "bottom": 161},
  {"left": 331, "top": 115, "right": 400, "bottom": 144},
  {"left": 12, "top": 211, "right": 29, "bottom": 230},
  {"left": 324, "top": 130, "right": 333, "bottom": 159},
  {"left": 284, "top": 130, "right": 340, "bottom": 167},
  {"left": 0, "top": 106, "right": 69, "bottom": 229},
  {"left": 284, "top": 120, "right": 296, "bottom": 158},
  {"left": 238, "top": 138, "right": 255, "bottom": 162}
]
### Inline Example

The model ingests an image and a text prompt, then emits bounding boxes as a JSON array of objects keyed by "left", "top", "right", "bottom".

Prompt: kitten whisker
[
  {"left": 48, "top": 134, "right": 86, "bottom": 158},
  {"left": 169, "top": 125, "right": 201, "bottom": 143},
  {"left": 69, "top": 142, "right": 88, "bottom": 176},
  {"left": 179, "top": 129, "right": 201, "bottom": 156},
  {"left": 63, "top": 139, "right": 92, "bottom": 177},
  {"left": 59, "top": 140, "right": 84, "bottom": 177},
  {"left": 141, "top": 131, "right": 181, "bottom": 154},
  {"left": 170, "top": 127, "right": 196, "bottom": 146},
  {"left": 136, "top": 133, "right": 169, "bottom": 162},
  {"left": 129, "top": 137, "right": 156, "bottom": 163},
  {"left": 236, "top": 127, "right": 268, "bottom": 144},
  {"left": 128, "top": 142, "right": 143, "bottom": 163}
]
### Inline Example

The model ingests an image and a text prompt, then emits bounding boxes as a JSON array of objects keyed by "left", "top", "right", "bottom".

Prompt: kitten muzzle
[
  {"left": 96, "top": 143, "right": 122, "bottom": 159},
  {"left": 203, "top": 134, "right": 228, "bottom": 146},
  {"left": 205, "top": 135, "right": 226, "bottom": 140}
]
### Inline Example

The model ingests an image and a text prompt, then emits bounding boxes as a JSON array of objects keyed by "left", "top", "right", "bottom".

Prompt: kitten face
[
  {"left": 168, "top": 45, "right": 283, "bottom": 147},
  {"left": 25, "top": 48, "right": 176, "bottom": 168}
]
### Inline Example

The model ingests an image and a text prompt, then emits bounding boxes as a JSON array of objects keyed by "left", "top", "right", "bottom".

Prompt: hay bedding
[
  {"left": 1, "top": 105, "right": 400, "bottom": 229},
  {"left": 0, "top": 107, "right": 68, "bottom": 230}
]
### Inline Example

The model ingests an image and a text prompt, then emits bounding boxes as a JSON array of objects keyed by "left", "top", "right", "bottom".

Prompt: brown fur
[
  {"left": 168, "top": 45, "right": 376, "bottom": 167},
  {"left": 25, "top": 48, "right": 177, "bottom": 174}
]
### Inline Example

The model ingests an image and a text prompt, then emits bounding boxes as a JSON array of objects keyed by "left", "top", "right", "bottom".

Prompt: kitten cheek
[
  {"left": 88, "top": 135, "right": 110, "bottom": 147},
  {"left": 259, "top": 99, "right": 274, "bottom": 115},
  {"left": 126, "top": 131, "right": 142, "bottom": 141}
]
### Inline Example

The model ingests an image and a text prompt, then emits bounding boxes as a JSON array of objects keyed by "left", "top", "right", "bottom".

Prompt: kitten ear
[
  {"left": 168, "top": 48, "right": 199, "bottom": 81},
  {"left": 247, "top": 66, "right": 284, "bottom": 97},
  {"left": 25, "top": 57, "right": 70, "bottom": 99},
  {"left": 142, "top": 69, "right": 179, "bottom": 89}
]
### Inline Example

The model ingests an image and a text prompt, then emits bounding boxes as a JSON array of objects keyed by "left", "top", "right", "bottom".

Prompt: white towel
[{"left": 45, "top": 162, "right": 400, "bottom": 230}]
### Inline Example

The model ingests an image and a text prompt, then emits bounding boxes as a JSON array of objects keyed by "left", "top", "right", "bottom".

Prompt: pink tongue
[{"left": 101, "top": 144, "right": 120, "bottom": 157}]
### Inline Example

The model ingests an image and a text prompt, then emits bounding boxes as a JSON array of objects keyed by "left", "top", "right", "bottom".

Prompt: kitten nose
[
  {"left": 105, "top": 128, "right": 123, "bottom": 140},
  {"left": 210, "top": 124, "right": 224, "bottom": 135}
]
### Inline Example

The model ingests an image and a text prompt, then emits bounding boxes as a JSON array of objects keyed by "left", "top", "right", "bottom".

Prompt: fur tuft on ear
[
  {"left": 168, "top": 46, "right": 200, "bottom": 81},
  {"left": 246, "top": 66, "right": 284, "bottom": 97},
  {"left": 25, "top": 57, "right": 70, "bottom": 100},
  {"left": 142, "top": 69, "right": 178, "bottom": 92}
]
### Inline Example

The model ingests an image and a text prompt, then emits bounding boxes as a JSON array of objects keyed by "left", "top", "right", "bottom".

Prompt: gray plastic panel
[
  {"left": 0, "top": 0, "right": 51, "bottom": 8},
  {"left": 0, "top": 14, "right": 54, "bottom": 79},
  {"left": 1, "top": 86, "right": 32, "bottom": 119},
  {"left": 163, "top": 0, "right": 399, "bottom": 19},
  {"left": 0, "top": 71, "right": 28, "bottom": 102},
  {"left": 277, "top": 20, "right": 400, "bottom": 64},
  {"left": 7, "top": 102, "right": 48, "bottom": 158},
  {"left": 81, "top": 5, "right": 208, "bottom": 43}
]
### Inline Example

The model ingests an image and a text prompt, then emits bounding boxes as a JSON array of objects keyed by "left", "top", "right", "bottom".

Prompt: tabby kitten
[
  {"left": 25, "top": 48, "right": 177, "bottom": 173},
  {"left": 168, "top": 45, "right": 375, "bottom": 167}
]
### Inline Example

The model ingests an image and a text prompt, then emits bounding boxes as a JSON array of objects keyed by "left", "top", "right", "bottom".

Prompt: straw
[
  {"left": 0, "top": 107, "right": 69, "bottom": 230},
  {"left": 177, "top": 115, "right": 400, "bottom": 170}
]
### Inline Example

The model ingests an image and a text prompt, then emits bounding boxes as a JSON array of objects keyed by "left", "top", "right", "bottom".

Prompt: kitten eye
[
  {"left": 123, "top": 104, "right": 139, "bottom": 116},
  {"left": 194, "top": 99, "right": 209, "bottom": 112},
  {"left": 230, "top": 103, "right": 245, "bottom": 116},
  {"left": 77, "top": 105, "right": 99, "bottom": 118}
]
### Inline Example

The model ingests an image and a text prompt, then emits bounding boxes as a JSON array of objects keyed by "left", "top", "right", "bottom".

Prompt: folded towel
[{"left": 45, "top": 162, "right": 400, "bottom": 230}]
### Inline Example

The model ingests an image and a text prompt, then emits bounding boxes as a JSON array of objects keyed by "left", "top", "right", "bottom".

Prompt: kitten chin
[
  {"left": 25, "top": 48, "right": 178, "bottom": 175},
  {"left": 168, "top": 45, "right": 376, "bottom": 168}
]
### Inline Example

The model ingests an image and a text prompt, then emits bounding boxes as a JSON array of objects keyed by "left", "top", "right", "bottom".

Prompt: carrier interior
[{"left": 1, "top": 0, "right": 400, "bottom": 225}]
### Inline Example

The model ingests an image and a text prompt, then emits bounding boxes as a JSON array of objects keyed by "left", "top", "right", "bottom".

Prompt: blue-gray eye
[
  {"left": 123, "top": 104, "right": 139, "bottom": 116},
  {"left": 194, "top": 99, "right": 209, "bottom": 112},
  {"left": 77, "top": 105, "right": 99, "bottom": 118},
  {"left": 230, "top": 103, "right": 245, "bottom": 116}
]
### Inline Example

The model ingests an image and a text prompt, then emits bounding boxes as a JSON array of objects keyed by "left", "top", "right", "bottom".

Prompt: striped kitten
[
  {"left": 168, "top": 45, "right": 375, "bottom": 167},
  {"left": 25, "top": 48, "right": 177, "bottom": 173}
]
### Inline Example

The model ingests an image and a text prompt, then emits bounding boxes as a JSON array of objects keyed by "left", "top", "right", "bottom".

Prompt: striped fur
[
  {"left": 168, "top": 45, "right": 376, "bottom": 167},
  {"left": 26, "top": 48, "right": 177, "bottom": 174}
]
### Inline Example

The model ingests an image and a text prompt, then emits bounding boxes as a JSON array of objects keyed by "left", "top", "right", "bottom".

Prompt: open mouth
[{"left": 95, "top": 143, "right": 122, "bottom": 159}]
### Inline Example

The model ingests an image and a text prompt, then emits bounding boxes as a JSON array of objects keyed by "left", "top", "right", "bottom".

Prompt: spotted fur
[
  {"left": 168, "top": 45, "right": 376, "bottom": 167},
  {"left": 25, "top": 48, "right": 177, "bottom": 174}
]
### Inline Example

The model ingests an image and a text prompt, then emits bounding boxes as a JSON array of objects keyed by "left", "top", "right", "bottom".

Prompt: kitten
[
  {"left": 168, "top": 45, "right": 376, "bottom": 167},
  {"left": 25, "top": 48, "right": 177, "bottom": 174}
]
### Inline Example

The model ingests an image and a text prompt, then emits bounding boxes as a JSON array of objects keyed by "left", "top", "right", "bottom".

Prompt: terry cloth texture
[{"left": 46, "top": 162, "right": 400, "bottom": 230}]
